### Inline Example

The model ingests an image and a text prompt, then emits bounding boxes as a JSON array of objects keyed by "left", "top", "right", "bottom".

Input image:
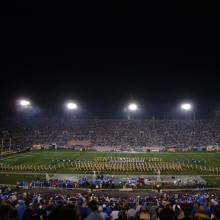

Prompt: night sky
[{"left": 0, "top": 1, "right": 219, "bottom": 118}]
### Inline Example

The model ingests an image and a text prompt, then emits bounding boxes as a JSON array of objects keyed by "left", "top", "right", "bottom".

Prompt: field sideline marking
[{"left": 1, "top": 172, "right": 220, "bottom": 177}]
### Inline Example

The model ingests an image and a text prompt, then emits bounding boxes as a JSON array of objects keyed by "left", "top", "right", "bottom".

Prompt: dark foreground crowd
[{"left": 1, "top": 186, "right": 220, "bottom": 220}]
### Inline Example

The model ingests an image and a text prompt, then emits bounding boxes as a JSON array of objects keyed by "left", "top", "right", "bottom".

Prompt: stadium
[
  {"left": 1, "top": 117, "right": 220, "bottom": 188},
  {"left": 1, "top": 116, "right": 220, "bottom": 220},
  {"left": 1, "top": 2, "right": 220, "bottom": 220}
]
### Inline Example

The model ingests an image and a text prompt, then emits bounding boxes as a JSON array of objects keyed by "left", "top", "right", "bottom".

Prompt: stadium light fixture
[
  {"left": 66, "top": 102, "right": 78, "bottom": 110},
  {"left": 18, "top": 99, "right": 32, "bottom": 108},
  {"left": 124, "top": 102, "right": 139, "bottom": 119},
  {"left": 181, "top": 103, "right": 192, "bottom": 111},
  {"left": 180, "top": 102, "right": 196, "bottom": 120},
  {"left": 128, "top": 103, "right": 138, "bottom": 111}
]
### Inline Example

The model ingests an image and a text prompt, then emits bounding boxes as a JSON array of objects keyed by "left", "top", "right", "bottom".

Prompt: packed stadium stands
[
  {"left": 1, "top": 119, "right": 220, "bottom": 151},
  {"left": 1, "top": 185, "right": 220, "bottom": 220},
  {"left": 1, "top": 119, "right": 220, "bottom": 220}
]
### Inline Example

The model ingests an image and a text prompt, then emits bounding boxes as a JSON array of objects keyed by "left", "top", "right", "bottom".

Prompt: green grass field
[
  {"left": 0, "top": 173, "right": 45, "bottom": 185},
  {"left": 2, "top": 150, "right": 220, "bottom": 165},
  {"left": 1, "top": 150, "right": 220, "bottom": 186}
]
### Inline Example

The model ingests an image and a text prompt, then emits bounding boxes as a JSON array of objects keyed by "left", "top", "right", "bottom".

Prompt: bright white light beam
[
  {"left": 20, "top": 99, "right": 31, "bottom": 107},
  {"left": 181, "top": 103, "right": 192, "bottom": 111},
  {"left": 128, "top": 103, "right": 138, "bottom": 111},
  {"left": 66, "top": 102, "right": 78, "bottom": 110}
]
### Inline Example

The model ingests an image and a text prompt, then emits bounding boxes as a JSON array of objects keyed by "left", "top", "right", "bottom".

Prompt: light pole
[
  {"left": 180, "top": 103, "right": 195, "bottom": 120},
  {"left": 16, "top": 98, "right": 33, "bottom": 119},
  {"left": 125, "top": 103, "right": 139, "bottom": 119},
  {"left": 65, "top": 101, "right": 78, "bottom": 118},
  {"left": 17, "top": 98, "right": 32, "bottom": 110},
  {"left": 66, "top": 102, "right": 78, "bottom": 111}
]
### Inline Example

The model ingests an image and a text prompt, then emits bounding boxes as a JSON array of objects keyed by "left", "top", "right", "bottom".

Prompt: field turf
[
  {"left": 0, "top": 150, "right": 220, "bottom": 167},
  {"left": 1, "top": 150, "right": 220, "bottom": 166},
  {"left": 1, "top": 150, "right": 220, "bottom": 186}
]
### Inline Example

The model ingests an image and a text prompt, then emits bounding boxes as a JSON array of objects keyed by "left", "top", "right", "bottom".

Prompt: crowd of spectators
[
  {"left": 1, "top": 119, "right": 220, "bottom": 150},
  {"left": 29, "top": 179, "right": 81, "bottom": 189},
  {"left": 28, "top": 175, "right": 113, "bottom": 189},
  {"left": 1, "top": 186, "right": 220, "bottom": 220}
]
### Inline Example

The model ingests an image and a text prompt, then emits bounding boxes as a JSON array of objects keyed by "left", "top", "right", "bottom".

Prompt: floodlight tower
[
  {"left": 66, "top": 102, "right": 78, "bottom": 111},
  {"left": 19, "top": 99, "right": 31, "bottom": 108},
  {"left": 65, "top": 101, "right": 79, "bottom": 118},
  {"left": 181, "top": 103, "right": 192, "bottom": 111},
  {"left": 125, "top": 102, "right": 139, "bottom": 119},
  {"left": 16, "top": 98, "right": 33, "bottom": 113},
  {"left": 180, "top": 102, "right": 196, "bottom": 120}
]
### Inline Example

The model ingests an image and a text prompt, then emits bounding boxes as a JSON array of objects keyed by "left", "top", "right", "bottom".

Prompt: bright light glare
[
  {"left": 66, "top": 102, "right": 78, "bottom": 110},
  {"left": 181, "top": 103, "right": 192, "bottom": 111},
  {"left": 128, "top": 103, "right": 138, "bottom": 111},
  {"left": 20, "top": 100, "right": 31, "bottom": 107}
]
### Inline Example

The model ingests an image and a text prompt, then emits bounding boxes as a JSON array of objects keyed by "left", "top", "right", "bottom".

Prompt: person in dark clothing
[
  {"left": 213, "top": 205, "right": 220, "bottom": 220},
  {"left": 159, "top": 208, "right": 175, "bottom": 220},
  {"left": 0, "top": 205, "right": 10, "bottom": 220},
  {"left": 85, "top": 200, "right": 102, "bottom": 220},
  {"left": 179, "top": 204, "right": 193, "bottom": 220},
  {"left": 48, "top": 205, "right": 79, "bottom": 220},
  {"left": 22, "top": 207, "right": 41, "bottom": 220}
]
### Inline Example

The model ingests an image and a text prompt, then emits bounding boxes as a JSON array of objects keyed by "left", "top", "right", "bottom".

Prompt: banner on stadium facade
[
  {"left": 67, "top": 139, "right": 91, "bottom": 148},
  {"left": 32, "top": 144, "right": 43, "bottom": 150}
]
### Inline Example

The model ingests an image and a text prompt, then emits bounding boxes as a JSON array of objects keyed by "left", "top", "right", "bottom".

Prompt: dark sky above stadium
[{"left": 0, "top": 1, "right": 219, "bottom": 118}]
